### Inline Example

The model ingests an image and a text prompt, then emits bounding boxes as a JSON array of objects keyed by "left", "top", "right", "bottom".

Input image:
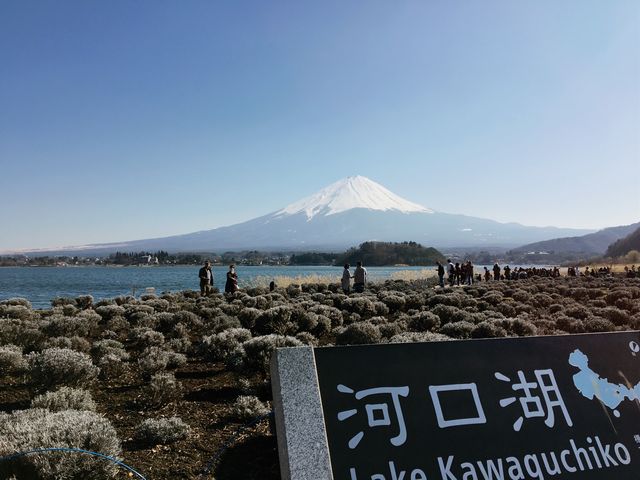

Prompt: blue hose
[{"left": 0, "top": 447, "right": 147, "bottom": 479}]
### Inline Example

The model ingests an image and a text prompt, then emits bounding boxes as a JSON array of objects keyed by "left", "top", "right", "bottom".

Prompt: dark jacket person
[
  {"left": 199, "top": 261, "right": 214, "bottom": 296},
  {"left": 225, "top": 265, "right": 239, "bottom": 294}
]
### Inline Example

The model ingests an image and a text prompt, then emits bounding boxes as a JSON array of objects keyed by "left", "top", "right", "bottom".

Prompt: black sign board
[{"left": 313, "top": 331, "right": 640, "bottom": 480}]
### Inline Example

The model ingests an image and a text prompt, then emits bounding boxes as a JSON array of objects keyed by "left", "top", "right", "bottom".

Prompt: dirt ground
[{"left": 0, "top": 360, "right": 280, "bottom": 480}]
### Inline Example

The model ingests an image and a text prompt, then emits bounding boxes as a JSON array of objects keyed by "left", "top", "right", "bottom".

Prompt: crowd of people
[
  {"left": 196, "top": 259, "right": 635, "bottom": 297},
  {"left": 435, "top": 259, "right": 613, "bottom": 288}
]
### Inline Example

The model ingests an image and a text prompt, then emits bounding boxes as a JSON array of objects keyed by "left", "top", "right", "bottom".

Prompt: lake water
[{"left": 0, "top": 265, "right": 440, "bottom": 309}]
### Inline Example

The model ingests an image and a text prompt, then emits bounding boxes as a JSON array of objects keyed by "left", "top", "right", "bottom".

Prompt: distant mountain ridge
[
  {"left": 605, "top": 226, "right": 640, "bottom": 258},
  {"left": 4, "top": 176, "right": 596, "bottom": 255},
  {"left": 509, "top": 222, "right": 640, "bottom": 256}
]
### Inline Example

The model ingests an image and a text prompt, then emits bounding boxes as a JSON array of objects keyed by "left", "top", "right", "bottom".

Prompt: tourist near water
[
  {"left": 0, "top": 265, "right": 436, "bottom": 308},
  {"left": 0, "top": 263, "right": 601, "bottom": 309}
]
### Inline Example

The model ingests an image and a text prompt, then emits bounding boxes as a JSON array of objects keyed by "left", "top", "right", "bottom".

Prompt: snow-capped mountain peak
[{"left": 275, "top": 175, "right": 433, "bottom": 219}]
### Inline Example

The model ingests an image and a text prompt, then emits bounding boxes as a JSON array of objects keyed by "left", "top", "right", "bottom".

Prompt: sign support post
[{"left": 271, "top": 346, "right": 333, "bottom": 480}]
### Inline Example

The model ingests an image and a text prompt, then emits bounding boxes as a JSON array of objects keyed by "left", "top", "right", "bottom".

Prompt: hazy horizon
[{"left": 1, "top": 1, "right": 638, "bottom": 250}]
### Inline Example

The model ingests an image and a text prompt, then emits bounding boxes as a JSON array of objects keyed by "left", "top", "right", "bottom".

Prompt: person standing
[
  {"left": 199, "top": 260, "right": 214, "bottom": 296},
  {"left": 447, "top": 259, "right": 455, "bottom": 286},
  {"left": 466, "top": 261, "right": 474, "bottom": 285},
  {"left": 504, "top": 265, "right": 511, "bottom": 280},
  {"left": 436, "top": 261, "right": 445, "bottom": 288},
  {"left": 353, "top": 261, "right": 367, "bottom": 293},
  {"left": 225, "top": 264, "right": 238, "bottom": 294},
  {"left": 493, "top": 262, "right": 500, "bottom": 281},
  {"left": 454, "top": 262, "right": 461, "bottom": 286},
  {"left": 341, "top": 263, "right": 353, "bottom": 294}
]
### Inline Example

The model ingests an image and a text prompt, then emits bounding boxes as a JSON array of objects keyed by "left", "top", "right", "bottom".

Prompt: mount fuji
[{"left": 17, "top": 176, "right": 594, "bottom": 254}]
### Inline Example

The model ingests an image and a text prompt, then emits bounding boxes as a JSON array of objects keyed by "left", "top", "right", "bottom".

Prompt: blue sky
[{"left": 1, "top": 0, "right": 638, "bottom": 251}]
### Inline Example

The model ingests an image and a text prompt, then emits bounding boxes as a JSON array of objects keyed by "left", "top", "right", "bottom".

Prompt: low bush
[
  {"left": 440, "top": 321, "right": 475, "bottom": 339},
  {"left": 336, "top": 322, "right": 381, "bottom": 345},
  {"left": 134, "top": 417, "right": 190, "bottom": 445},
  {"left": 389, "top": 332, "right": 452, "bottom": 343},
  {"left": 129, "top": 327, "right": 165, "bottom": 351},
  {"left": 378, "top": 322, "right": 405, "bottom": 339},
  {"left": 1, "top": 297, "right": 32, "bottom": 308},
  {"left": 0, "top": 318, "right": 45, "bottom": 352},
  {"left": 45, "top": 315, "right": 97, "bottom": 337},
  {"left": 407, "top": 311, "right": 440, "bottom": 332},
  {"left": 341, "top": 297, "right": 377, "bottom": 317},
  {"left": 28, "top": 348, "right": 99, "bottom": 391},
  {"left": 0, "top": 409, "right": 120, "bottom": 479},
  {"left": 583, "top": 317, "right": 616, "bottom": 333},
  {"left": 238, "top": 308, "right": 262, "bottom": 329},
  {"left": 295, "top": 331, "right": 317, "bottom": 345},
  {"left": 230, "top": 395, "right": 271, "bottom": 422},
  {"left": 95, "top": 304, "right": 126, "bottom": 321},
  {"left": 555, "top": 315, "right": 584, "bottom": 334},
  {"left": 254, "top": 306, "right": 294, "bottom": 335},
  {"left": 143, "top": 373, "right": 183, "bottom": 407},
  {"left": 31, "top": 387, "right": 97, "bottom": 412},
  {"left": 0, "top": 344, "right": 27, "bottom": 375},
  {"left": 91, "top": 339, "right": 129, "bottom": 362},
  {"left": 201, "top": 328, "right": 252, "bottom": 361},
  {"left": 229, "top": 334, "right": 303, "bottom": 375},
  {"left": 471, "top": 321, "right": 508, "bottom": 339},
  {"left": 0, "top": 304, "right": 34, "bottom": 320},
  {"left": 137, "top": 346, "right": 171, "bottom": 378},
  {"left": 598, "top": 307, "right": 631, "bottom": 327},
  {"left": 43, "top": 335, "right": 91, "bottom": 353}
]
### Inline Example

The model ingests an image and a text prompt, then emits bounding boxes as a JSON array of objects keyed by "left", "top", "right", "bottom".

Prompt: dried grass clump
[
  {"left": 250, "top": 274, "right": 337, "bottom": 290},
  {"left": 389, "top": 269, "right": 437, "bottom": 282},
  {"left": 0, "top": 409, "right": 120, "bottom": 479}
]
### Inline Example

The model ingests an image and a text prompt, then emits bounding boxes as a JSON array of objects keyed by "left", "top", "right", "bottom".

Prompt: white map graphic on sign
[{"left": 569, "top": 349, "right": 640, "bottom": 418}]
